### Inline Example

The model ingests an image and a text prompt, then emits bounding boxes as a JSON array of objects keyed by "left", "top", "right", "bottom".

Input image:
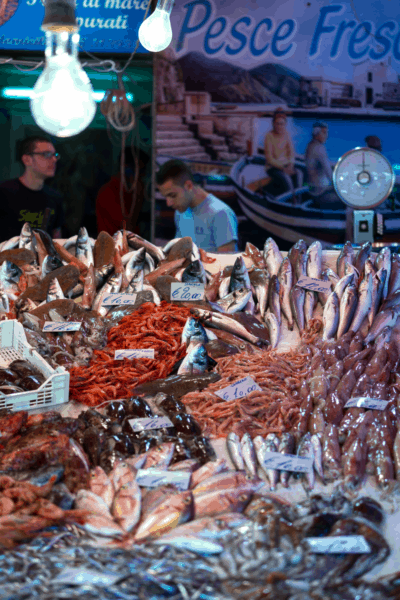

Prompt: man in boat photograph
[{"left": 305, "top": 121, "right": 341, "bottom": 208}]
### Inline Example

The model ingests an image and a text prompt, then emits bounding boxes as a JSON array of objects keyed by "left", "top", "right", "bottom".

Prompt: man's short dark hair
[
  {"left": 18, "top": 136, "right": 52, "bottom": 164},
  {"left": 156, "top": 159, "right": 195, "bottom": 187}
]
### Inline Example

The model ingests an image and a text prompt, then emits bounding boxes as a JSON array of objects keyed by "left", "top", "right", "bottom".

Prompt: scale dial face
[{"left": 333, "top": 147, "right": 395, "bottom": 209}]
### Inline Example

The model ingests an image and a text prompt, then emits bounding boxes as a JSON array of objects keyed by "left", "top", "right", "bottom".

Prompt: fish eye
[
  {"left": 239, "top": 494, "right": 248, "bottom": 502},
  {"left": 184, "top": 496, "right": 192, "bottom": 504}
]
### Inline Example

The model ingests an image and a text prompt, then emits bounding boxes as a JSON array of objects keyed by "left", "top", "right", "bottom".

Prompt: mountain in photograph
[
  {"left": 177, "top": 52, "right": 283, "bottom": 104},
  {"left": 250, "top": 63, "right": 302, "bottom": 105}
]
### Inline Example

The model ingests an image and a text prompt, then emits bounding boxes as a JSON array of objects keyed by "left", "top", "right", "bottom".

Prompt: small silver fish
[
  {"left": 306, "top": 241, "right": 322, "bottom": 279},
  {"left": 290, "top": 285, "right": 305, "bottom": 332},
  {"left": 375, "top": 247, "right": 391, "bottom": 299},
  {"left": 304, "top": 290, "right": 316, "bottom": 326},
  {"left": 76, "top": 227, "right": 94, "bottom": 267},
  {"left": 278, "top": 258, "right": 294, "bottom": 329},
  {"left": 355, "top": 241, "right": 372, "bottom": 276},
  {"left": 264, "top": 310, "right": 280, "bottom": 349},
  {"left": 334, "top": 273, "right": 355, "bottom": 301},
  {"left": 268, "top": 274, "right": 281, "bottom": 325},
  {"left": 337, "top": 283, "right": 357, "bottom": 339},
  {"left": 226, "top": 432, "right": 245, "bottom": 471},
  {"left": 264, "top": 435, "right": 279, "bottom": 491},
  {"left": 364, "top": 308, "right": 399, "bottom": 344},
  {"left": 349, "top": 272, "right": 373, "bottom": 333},
  {"left": 310, "top": 434, "right": 324, "bottom": 482},
  {"left": 323, "top": 291, "right": 340, "bottom": 341},
  {"left": 337, "top": 241, "right": 355, "bottom": 278},
  {"left": 278, "top": 433, "right": 295, "bottom": 488},
  {"left": 263, "top": 237, "right": 283, "bottom": 276},
  {"left": 240, "top": 433, "right": 258, "bottom": 479}
]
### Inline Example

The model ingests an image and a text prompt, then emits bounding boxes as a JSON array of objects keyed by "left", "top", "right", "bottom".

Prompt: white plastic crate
[{"left": 0, "top": 320, "right": 69, "bottom": 411}]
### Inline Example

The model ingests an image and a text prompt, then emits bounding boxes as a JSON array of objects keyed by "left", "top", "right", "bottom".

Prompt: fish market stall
[{"left": 0, "top": 225, "right": 399, "bottom": 598}]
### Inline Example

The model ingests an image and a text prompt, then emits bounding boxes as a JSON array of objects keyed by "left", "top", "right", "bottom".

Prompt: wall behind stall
[{"left": 0, "top": 59, "right": 153, "bottom": 239}]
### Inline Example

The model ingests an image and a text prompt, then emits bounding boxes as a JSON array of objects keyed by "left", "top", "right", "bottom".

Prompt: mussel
[{"left": 170, "top": 413, "right": 202, "bottom": 436}]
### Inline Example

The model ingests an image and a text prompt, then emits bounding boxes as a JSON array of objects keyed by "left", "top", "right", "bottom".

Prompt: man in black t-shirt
[{"left": 0, "top": 136, "right": 64, "bottom": 241}]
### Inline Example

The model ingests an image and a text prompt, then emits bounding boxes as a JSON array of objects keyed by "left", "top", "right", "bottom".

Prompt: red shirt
[{"left": 96, "top": 176, "right": 141, "bottom": 236}]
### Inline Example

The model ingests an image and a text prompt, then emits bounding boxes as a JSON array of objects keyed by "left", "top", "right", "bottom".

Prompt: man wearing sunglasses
[{"left": 0, "top": 136, "right": 64, "bottom": 240}]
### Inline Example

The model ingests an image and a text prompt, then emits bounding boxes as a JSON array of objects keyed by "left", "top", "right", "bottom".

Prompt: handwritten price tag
[
  {"left": 54, "top": 567, "right": 122, "bottom": 586},
  {"left": 115, "top": 349, "right": 155, "bottom": 360},
  {"left": 136, "top": 468, "right": 191, "bottom": 491},
  {"left": 306, "top": 536, "right": 371, "bottom": 554},
  {"left": 345, "top": 397, "right": 388, "bottom": 410},
  {"left": 262, "top": 451, "right": 313, "bottom": 473},
  {"left": 170, "top": 283, "right": 205, "bottom": 301},
  {"left": 297, "top": 276, "right": 332, "bottom": 294},
  {"left": 43, "top": 322, "right": 81, "bottom": 332},
  {"left": 215, "top": 376, "right": 261, "bottom": 402},
  {"left": 129, "top": 416, "right": 173, "bottom": 432},
  {"left": 102, "top": 293, "right": 137, "bottom": 306}
]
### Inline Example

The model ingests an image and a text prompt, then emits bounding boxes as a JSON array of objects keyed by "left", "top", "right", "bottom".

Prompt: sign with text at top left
[{"left": 0, "top": 0, "right": 149, "bottom": 53}]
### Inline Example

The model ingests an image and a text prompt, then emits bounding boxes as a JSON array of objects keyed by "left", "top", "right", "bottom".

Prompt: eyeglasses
[{"left": 29, "top": 152, "right": 60, "bottom": 160}]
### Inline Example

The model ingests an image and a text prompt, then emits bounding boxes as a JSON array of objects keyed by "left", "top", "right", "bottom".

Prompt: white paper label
[
  {"left": 297, "top": 276, "right": 332, "bottom": 294},
  {"left": 54, "top": 567, "right": 122, "bottom": 586},
  {"left": 114, "top": 349, "right": 155, "bottom": 360},
  {"left": 102, "top": 293, "right": 137, "bottom": 306},
  {"left": 136, "top": 468, "right": 191, "bottom": 491},
  {"left": 170, "top": 283, "right": 205, "bottom": 301},
  {"left": 43, "top": 321, "right": 81, "bottom": 332},
  {"left": 262, "top": 451, "right": 313, "bottom": 473},
  {"left": 345, "top": 397, "right": 388, "bottom": 410},
  {"left": 215, "top": 376, "right": 261, "bottom": 402},
  {"left": 129, "top": 416, "right": 173, "bottom": 432},
  {"left": 306, "top": 536, "right": 371, "bottom": 554}
]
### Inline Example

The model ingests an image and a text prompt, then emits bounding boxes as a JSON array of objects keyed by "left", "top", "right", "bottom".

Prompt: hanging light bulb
[
  {"left": 30, "top": 30, "right": 96, "bottom": 137},
  {"left": 138, "top": 0, "right": 173, "bottom": 53}
]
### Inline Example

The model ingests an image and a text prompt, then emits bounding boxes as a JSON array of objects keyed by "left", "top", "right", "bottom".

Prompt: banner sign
[{"left": 0, "top": 0, "right": 149, "bottom": 53}]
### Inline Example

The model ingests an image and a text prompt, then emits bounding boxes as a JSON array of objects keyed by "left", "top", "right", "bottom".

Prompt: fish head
[
  {"left": 77, "top": 227, "right": 89, "bottom": 246},
  {"left": 2, "top": 261, "right": 22, "bottom": 283},
  {"left": 182, "top": 260, "right": 202, "bottom": 284},
  {"left": 182, "top": 317, "right": 208, "bottom": 346},
  {"left": 21, "top": 222, "right": 33, "bottom": 238}
]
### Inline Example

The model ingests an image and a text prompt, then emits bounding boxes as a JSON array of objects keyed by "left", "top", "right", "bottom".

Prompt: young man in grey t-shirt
[{"left": 156, "top": 160, "right": 238, "bottom": 253}]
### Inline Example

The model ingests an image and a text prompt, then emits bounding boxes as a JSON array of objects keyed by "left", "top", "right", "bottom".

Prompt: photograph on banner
[{"left": 154, "top": 0, "right": 400, "bottom": 250}]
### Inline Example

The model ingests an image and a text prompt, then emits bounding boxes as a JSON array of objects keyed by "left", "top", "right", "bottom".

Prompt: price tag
[
  {"left": 43, "top": 321, "right": 81, "bottom": 332},
  {"left": 129, "top": 416, "right": 173, "bottom": 432},
  {"left": 297, "top": 276, "right": 332, "bottom": 294},
  {"left": 306, "top": 536, "right": 371, "bottom": 554},
  {"left": 345, "top": 397, "right": 388, "bottom": 410},
  {"left": 170, "top": 283, "right": 205, "bottom": 301},
  {"left": 102, "top": 293, "right": 137, "bottom": 306},
  {"left": 215, "top": 376, "right": 261, "bottom": 402},
  {"left": 54, "top": 567, "right": 122, "bottom": 586},
  {"left": 262, "top": 451, "right": 313, "bottom": 473},
  {"left": 136, "top": 468, "right": 191, "bottom": 491},
  {"left": 114, "top": 349, "right": 155, "bottom": 360}
]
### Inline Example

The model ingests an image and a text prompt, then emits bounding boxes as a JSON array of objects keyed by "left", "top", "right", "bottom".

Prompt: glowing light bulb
[
  {"left": 30, "top": 31, "right": 96, "bottom": 137},
  {"left": 138, "top": 0, "right": 173, "bottom": 53}
]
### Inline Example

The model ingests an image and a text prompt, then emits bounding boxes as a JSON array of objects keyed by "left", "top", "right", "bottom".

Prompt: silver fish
[
  {"left": 181, "top": 317, "right": 209, "bottom": 346},
  {"left": 368, "top": 267, "right": 387, "bottom": 326},
  {"left": 349, "top": 272, "right": 373, "bottom": 333},
  {"left": 374, "top": 325, "right": 392, "bottom": 349},
  {"left": 125, "top": 247, "right": 146, "bottom": 281},
  {"left": 126, "top": 268, "right": 145, "bottom": 293},
  {"left": 264, "top": 435, "right": 279, "bottom": 491},
  {"left": 355, "top": 241, "right": 372, "bottom": 276},
  {"left": 192, "top": 308, "right": 263, "bottom": 346},
  {"left": 278, "top": 258, "right": 294, "bottom": 329},
  {"left": 333, "top": 273, "right": 355, "bottom": 301},
  {"left": 325, "top": 267, "right": 340, "bottom": 287},
  {"left": 278, "top": 433, "right": 295, "bottom": 488},
  {"left": 211, "top": 288, "right": 252, "bottom": 314},
  {"left": 226, "top": 432, "right": 245, "bottom": 471},
  {"left": 263, "top": 237, "right": 283, "bottom": 276},
  {"left": 76, "top": 227, "right": 94, "bottom": 267},
  {"left": 177, "top": 344, "right": 210, "bottom": 375},
  {"left": 322, "top": 291, "right": 340, "bottom": 341},
  {"left": 290, "top": 285, "right": 305, "bottom": 331},
  {"left": 218, "top": 276, "right": 231, "bottom": 300},
  {"left": 304, "top": 290, "right": 316, "bottom": 326},
  {"left": 127, "top": 232, "right": 165, "bottom": 263},
  {"left": 344, "top": 263, "right": 360, "bottom": 279},
  {"left": 264, "top": 310, "right": 280, "bottom": 349},
  {"left": 288, "top": 239, "right": 307, "bottom": 283},
  {"left": 382, "top": 289, "right": 400, "bottom": 311},
  {"left": 0, "top": 293, "right": 9, "bottom": 314},
  {"left": 375, "top": 247, "right": 391, "bottom": 299},
  {"left": 1, "top": 236, "right": 19, "bottom": 251},
  {"left": 41, "top": 254, "right": 63, "bottom": 278},
  {"left": 295, "top": 245, "right": 308, "bottom": 280},
  {"left": 18, "top": 222, "right": 34, "bottom": 252},
  {"left": 250, "top": 269, "right": 269, "bottom": 319},
  {"left": 297, "top": 433, "right": 315, "bottom": 490},
  {"left": 364, "top": 308, "right": 399, "bottom": 344},
  {"left": 306, "top": 241, "right": 322, "bottom": 279},
  {"left": 388, "top": 253, "right": 400, "bottom": 298},
  {"left": 268, "top": 274, "right": 281, "bottom": 325},
  {"left": 364, "top": 257, "right": 377, "bottom": 278},
  {"left": 337, "top": 241, "right": 355, "bottom": 278},
  {"left": 46, "top": 277, "right": 64, "bottom": 303},
  {"left": 337, "top": 283, "right": 358, "bottom": 339},
  {"left": 318, "top": 270, "right": 333, "bottom": 306},
  {"left": 92, "top": 272, "right": 123, "bottom": 317},
  {"left": 240, "top": 433, "right": 258, "bottom": 479},
  {"left": 310, "top": 434, "right": 324, "bottom": 481},
  {"left": 182, "top": 260, "right": 207, "bottom": 285},
  {"left": 229, "top": 256, "right": 251, "bottom": 292}
]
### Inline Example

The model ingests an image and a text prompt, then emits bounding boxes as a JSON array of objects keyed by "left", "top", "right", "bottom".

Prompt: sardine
[
  {"left": 211, "top": 288, "right": 252, "bottom": 314},
  {"left": 264, "top": 310, "right": 280, "bottom": 348},
  {"left": 92, "top": 272, "right": 123, "bottom": 317},
  {"left": 322, "top": 291, "right": 340, "bottom": 340},
  {"left": 267, "top": 274, "right": 281, "bottom": 325},
  {"left": 337, "top": 283, "right": 358, "bottom": 339},
  {"left": 181, "top": 317, "right": 209, "bottom": 347},
  {"left": 290, "top": 285, "right": 305, "bottom": 331},
  {"left": 240, "top": 433, "right": 258, "bottom": 479},
  {"left": 350, "top": 273, "right": 373, "bottom": 333},
  {"left": 46, "top": 277, "right": 64, "bottom": 303},
  {"left": 278, "top": 433, "right": 295, "bottom": 488},
  {"left": 263, "top": 237, "right": 283, "bottom": 276},
  {"left": 306, "top": 241, "right": 322, "bottom": 279},
  {"left": 177, "top": 344, "right": 210, "bottom": 375},
  {"left": 278, "top": 258, "right": 294, "bottom": 329},
  {"left": 364, "top": 308, "right": 399, "bottom": 344},
  {"left": 76, "top": 227, "right": 94, "bottom": 267},
  {"left": 355, "top": 241, "right": 372, "bottom": 277},
  {"left": 226, "top": 432, "right": 245, "bottom": 471},
  {"left": 375, "top": 247, "right": 391, "bottom": 299},
  {"left": 229, "top": 256, "right": 251, "bottom": 292},
  {"left": 337, "top": 241, "right": 355, "bottom": 278}
]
